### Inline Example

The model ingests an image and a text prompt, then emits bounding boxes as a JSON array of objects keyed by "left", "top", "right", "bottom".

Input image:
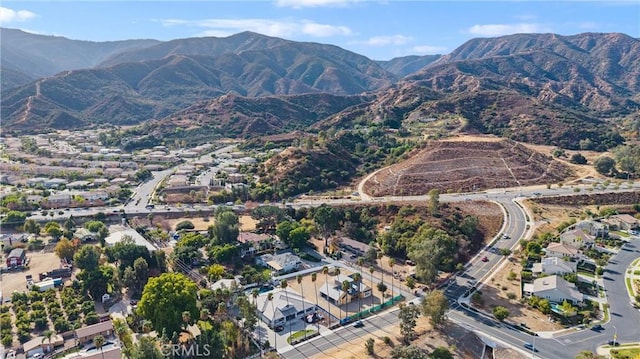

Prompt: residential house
[
  {"left": 44, "top": 178, "right": 68, "bottom": 188},
  {"left": 532, "top": 257, "right": 577, "bottom": 276},
  {"left": 523, "top": 275, "right": 583, "bottom": 304},
  {"left": 75, "top": 320, "right": 114, "bottom": 345},
  {"left": 105, "top": 227, "right": 156, "bottom": 252},
  {"left": 238, "top": 232, "right": 276, "bottom": 256},
  {"left": 338, "top": 237, "right": 371, "bottom": 256},
  {"left": 572, "top": 220, "right": 608, "bottom": 238},
  {"left": 255, "top": 288, "right": 317, "bottom": 328},
  {"left": 544, "top": 242, "right": 582, "bottom": 260},
  {"left": 211, "top": 278, "right": 239, "bottom": 292},
  {"left": 6, "top": 248, "right": 27, "bottom": 268},
  {"left": 256, "top": 253, "right": 302, "bottom": 275},
  {"left": 319, "top": 273, "right": 372, "bottom": 306},
  {"left": 603, "top": 214, "right": 640, "bottom": 231},
  {"left": 42, "top": 193, "right": 72, "bottom": 209},
  {"left": 560, "top": 228, "right": 595, "bottom": 248},
  {"left": 23, "top": 334, "right": 64, "bottom": 357},
  {"left": 74, "top": 228, "right": 95, "bottom": 242}
]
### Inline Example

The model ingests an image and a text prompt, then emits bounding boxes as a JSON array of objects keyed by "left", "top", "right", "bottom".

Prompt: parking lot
[{"left": 1, "top": 251, "right": 72, "bottom": 298}]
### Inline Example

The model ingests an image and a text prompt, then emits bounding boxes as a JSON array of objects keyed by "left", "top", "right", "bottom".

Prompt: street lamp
[
  {"left": 612, "top": 325, "right": 618, "bottom": 347},
  {"left": 531, "top": 334, "right": 537, "bottom": 359}
]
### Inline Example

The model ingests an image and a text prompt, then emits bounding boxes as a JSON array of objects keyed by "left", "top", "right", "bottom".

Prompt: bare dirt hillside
[{"left": 363, "top": 137, "right": 575, "bottom": 196}]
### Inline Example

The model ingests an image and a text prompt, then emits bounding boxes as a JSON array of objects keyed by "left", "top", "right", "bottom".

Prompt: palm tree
[
  {"left": 42, "top": 330, "right": 54, "bottom": 354},
  {"left": 335, "top": 268, "right": 342, "bottom": 320},
  {"left": 341, "top": 280, "right": 351, "bottom": 322},
  {"left": 280, "top": 279, "right": 292, "bottom": 339},
  {"left": 322, "top": 266, "right": 330, "bottom": 325},
  {"left": 296, "top": 274, "right": 305, "bottom": 315},
  {"left": 93, "top": 334, "right": 105, "bottom": 359},
  {"left": 353, "top": 272, "right": 362, "bottom": 318},
  {"left": 357, "top": 257, "right": 365, "bottom": 274},
  {"left": 369, "top": 266, "right": 375, "bottom": 296},
  {"left": 389, "top": 258, "right": 396, "bottom": 302},
  {"left": 200, "top": 308, "right": 210, "bottom": 321},
  {"left": 252, "top": 288, "right": 259, "bottom": 308},
  {"left": 311, "top": 272, "right": 319, "bottom": 329},
  {"left": 267, "top": 292, "right": 276, "bottom": 351},
  {"left": 377, "top": 252, "right": 384, "bottom": 286}
]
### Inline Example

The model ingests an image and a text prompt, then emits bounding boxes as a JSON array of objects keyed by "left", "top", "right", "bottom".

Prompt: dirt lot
[
  {"left": 309, "top": 316, "right": 485, "bottom": 359},
  {"left": 475, "top": 257, "right": 563, "bottom": 332},
  {"left": 1, "top": 250, "right": 72, "bottom": 296},
  {"left": 363, "top": 136, "right": 577, "bottom": 196},
  {"left": 159, "top": 215, "right": 257, "bottom": 232}
]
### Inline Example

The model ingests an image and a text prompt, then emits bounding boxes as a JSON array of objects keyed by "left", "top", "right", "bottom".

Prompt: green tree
[
  {"left": 93, "top": 334, "right": 105, "bottom": 359},
  {"left": 23, "top": 219, "right": 40, "bottom": 235},
  {"left": 45, "top": 221, "right": 63, "bottom": 240},
  {"left": 54, "top": 238, "right": 75, "bottom": 261},
  {"left": 313, "top": 204, "right": 340, "bottom": 246},
  {"left": 570, "top": 153, "right": 588, "bottom": 165},
  {"left": 427, "top": 189, "right": 440, "bottom": 215},
  {"left": 175, "top": 220, "right": 195, "bottom": 231},
  {"left": 2, "top": 210, "right": 26, "bottom": 227},
  {"left": 422, "top": 289, "right": 448, "bottom": 326},
  {"left": 131, "top": 336, "right": 163, "bottom": 359},
  {"left": 429, "top": 347, "right": 454, "bottom": 359},
  {"left": 492, "top": 306, "right": 509, "bottom": 321},
  {"left": 138, "top": 273, "right": 199, "bottom": 335},
  {"left": 288, "top": 226, "right": 311, "bottom": 250},
  {"left": 208, "top": 210, "right": 239, "bottom": 244},
  {"left": 365, "top": 338, "right": 375, "bottom": 355},
  {"left": 398, "top": 303, "right": 420, "bottom": 342},
  {"left": 594, "top": 156, "right": 616, "bottom": 176},
  {"left": 74, "top": 245, "right": 101, "bottom": 270}
]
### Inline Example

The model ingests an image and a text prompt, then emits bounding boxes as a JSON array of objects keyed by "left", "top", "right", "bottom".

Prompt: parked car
[
  {"left": 354, "top": 320, "right": 364, "bottom": 328},
  {"left": 274, "top": 325, "right": 285, "bottom": 332},
  {"left": 591, "top": 324, "right": 603, "bottom": 331},
  {"left": 481, "top": 256, "right": 489, "bottom": 262}
]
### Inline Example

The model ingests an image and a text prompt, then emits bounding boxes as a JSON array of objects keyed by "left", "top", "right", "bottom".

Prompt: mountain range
[{"left": 1, "top": 28, "right": 638, "bottom": 150}]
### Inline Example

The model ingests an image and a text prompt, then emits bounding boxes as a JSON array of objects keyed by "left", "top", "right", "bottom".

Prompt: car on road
[
  {"left": 591, "top": 324, "right": 603, "bottom": 331},
  {"left": 130, "top": 300, "right": 138, "bottom": 306},
  {"left": 523, "top": 343, "right": 537, "bottom": 352},
  {"left": 354, "top": 320, "right": 364, "bottom": 328},
  {"left": 481, "top": 256, "right": 489, "bottom": 262}
]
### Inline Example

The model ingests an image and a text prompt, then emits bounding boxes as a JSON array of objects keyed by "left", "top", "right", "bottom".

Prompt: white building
[
  {"left": 532, "top": 257, "right": 577, "bottom": 276},
  {"left": 255, "top": 288, "right": 318, "bottom": 328},
  {"left": 256, "top": 253, "right": 302, "bottom": 275},
  {"left": 523, "top": 275, "right": 583, "bottom": 304},
  {"left": 105, "top": 226, "right": 156, "bottom": 251}
]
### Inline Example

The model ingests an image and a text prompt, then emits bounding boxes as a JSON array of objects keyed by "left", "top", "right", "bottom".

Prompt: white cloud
[
  {"left": 467, "top": 23, "right": 552, "bottom": 37},
  {"left": 302, "top": 22, "right": 352, "bottom": 37},
  {"left": 362, "top": 34, "right": 413, "bottom": 46},
  {"left": 411, "top": 45, "right": 447, "bottom": 55},
  {"left": 274, "top": 0, "right": 359, "bottom": 8},
  {"left": 158, "top": 18, "right": 352, "bottom": 39},
  {"left": 0, "top": 6, "right": 37, "bottom": 24}
]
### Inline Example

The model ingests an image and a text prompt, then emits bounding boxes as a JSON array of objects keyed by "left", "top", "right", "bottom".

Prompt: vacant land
[{"left": 363, "top": 137, "right": 575, "bottom": 196}]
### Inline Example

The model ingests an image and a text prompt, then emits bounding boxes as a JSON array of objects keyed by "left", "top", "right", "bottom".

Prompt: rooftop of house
[
  {"left": 75, "top": 320, "right": 113, "bottom": 338},
  {"left": 545, "top": 242, "right": 580, "bottom": 255}
]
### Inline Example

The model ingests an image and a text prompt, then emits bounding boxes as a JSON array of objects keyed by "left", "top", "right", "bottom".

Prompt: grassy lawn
[
  {"left": 626, "top": 278, "right": 634, "bottom": 296},
  {"left": 610, "top": 347, "right": 640, "bottom": 359},
  {"left": 287, "top": 329, "right": 316, "bottom": 344},
  {"left": 612, "top": 231, "right": 631, "bottom": 238},
  {"left": 578, "top": 270, "right": 595, "bottom": 278}
]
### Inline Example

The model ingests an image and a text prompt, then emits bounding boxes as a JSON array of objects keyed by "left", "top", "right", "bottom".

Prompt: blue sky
[{"left": 1, "top": 1, "right": 639, "bottom": 60}]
